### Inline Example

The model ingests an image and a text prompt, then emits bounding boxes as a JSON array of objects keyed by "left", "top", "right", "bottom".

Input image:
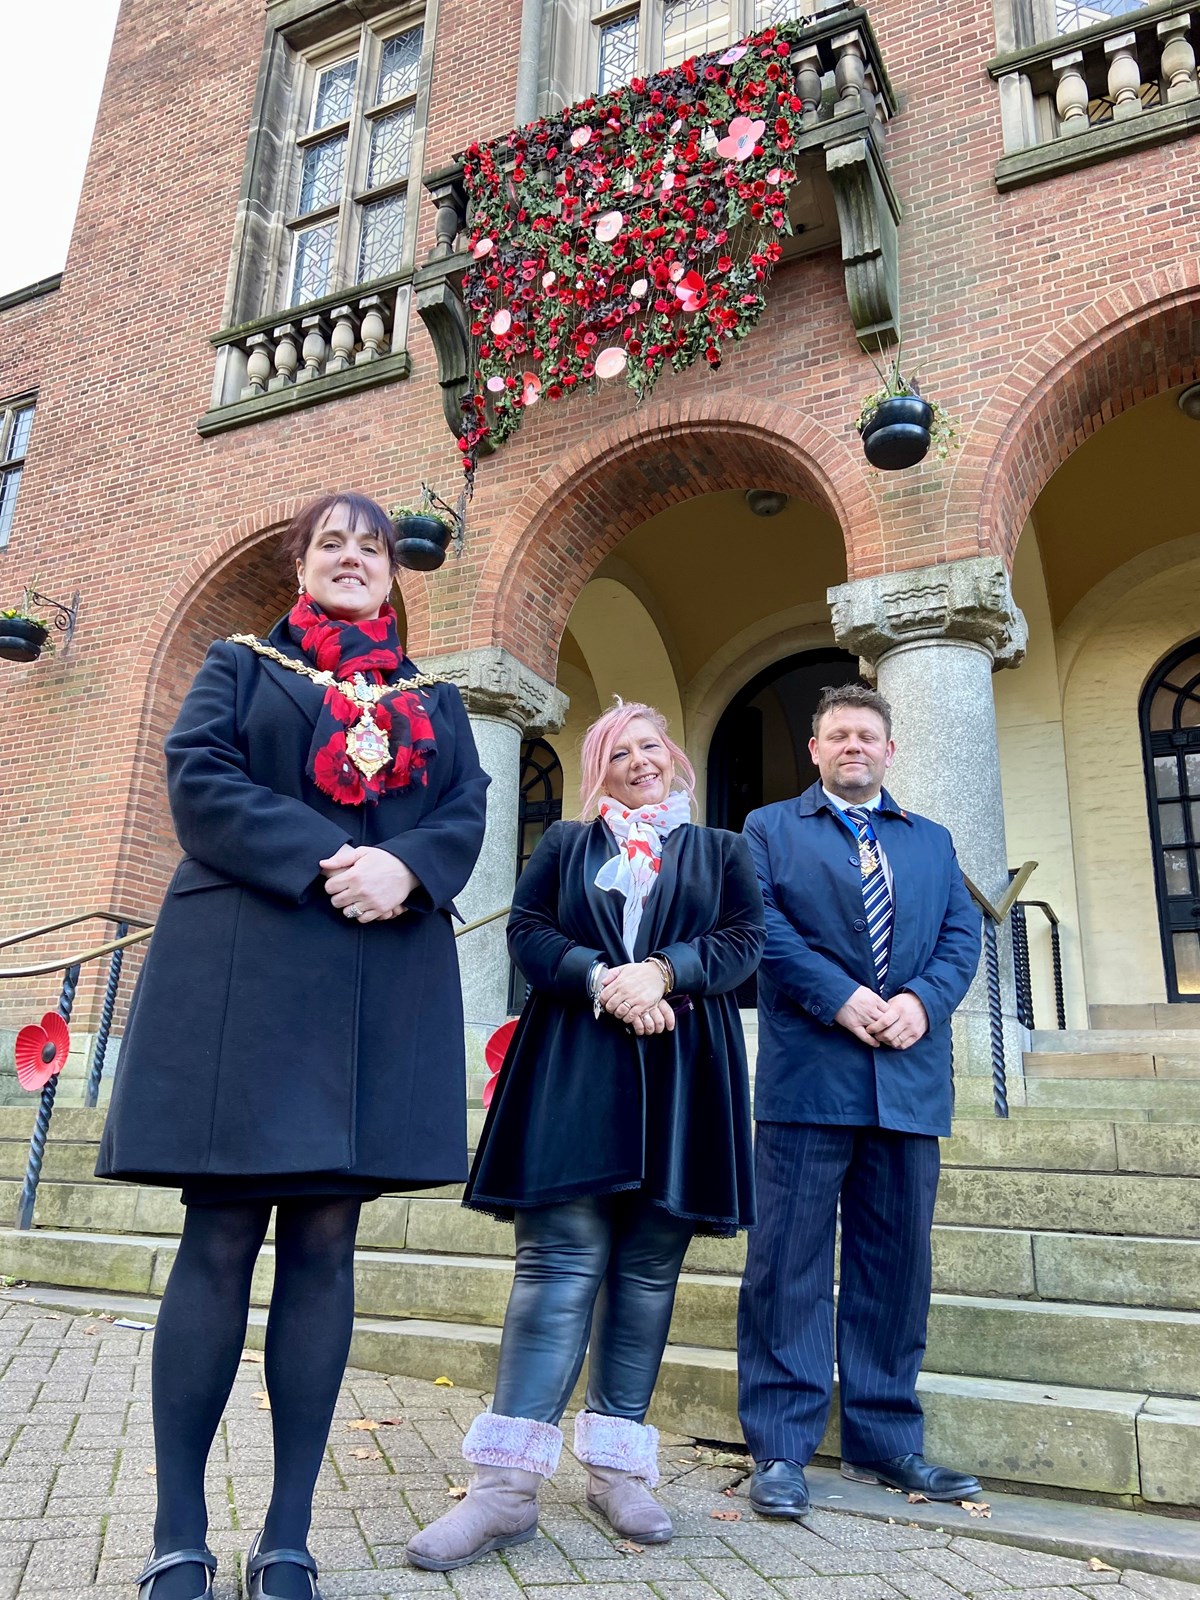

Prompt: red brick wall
[{"left": 1, "top": 0, "right": 1198, "bottom": 1024}]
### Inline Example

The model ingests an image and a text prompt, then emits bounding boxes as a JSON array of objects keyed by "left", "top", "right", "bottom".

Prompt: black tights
[{"left": 150, "top": 1197, "right": 362, "bottom": 1600}]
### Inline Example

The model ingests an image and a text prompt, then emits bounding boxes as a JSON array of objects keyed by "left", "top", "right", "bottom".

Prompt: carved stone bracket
[
  {"left": 423, "top": 645, "right": 569, "bottom": 734},
  {"left": 825, "top": 131, "right": 901, "bottom": 348},
  {"left": 414, "top": 164, "right": 475, "bottom": 440},
  {"left": 827, "top": 557, "right": 1029, "bottom": 670}
]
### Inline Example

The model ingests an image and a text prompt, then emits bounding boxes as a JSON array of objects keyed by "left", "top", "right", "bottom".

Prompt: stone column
[
  {"left": 828, "top": 557, "right": 1029, "bottom": 1097},
  {"left": 422, "top": 647, "right": 568, "bottom": 1091}
]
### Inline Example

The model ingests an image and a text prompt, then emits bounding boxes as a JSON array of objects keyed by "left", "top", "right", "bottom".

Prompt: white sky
[{"left": 0, "top": 0, "right": 122, "bottom": 296}]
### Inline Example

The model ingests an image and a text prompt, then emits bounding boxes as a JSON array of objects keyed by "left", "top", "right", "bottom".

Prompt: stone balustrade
[
  {"left": 199, "top": 277, "right": 413, "bottom": 436},
  {"left": 989, "top": 0, "right": 1200, "bottom": 190}
]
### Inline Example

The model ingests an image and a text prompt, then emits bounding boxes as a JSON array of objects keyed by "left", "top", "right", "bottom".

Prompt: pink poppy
[
  {"left": 472, "top": 237, "right": 494, "bottom": 258},
  {"left": 522, "top": 372, "right": 542, "bottom": 405},
  {"left": 674, "top": 270, "right": 708, "bottom": 312},
  {"left": 594, "top": 210, "right": 624, "bottom": 243},
  {"left": 716, "top": 116, "right": 765, "bottom": 162},
  {"left": 542, "top": 270, "right": 557, "bottom": 289},
  {"left": 485, "top": 374, "right": 506, "bottom": 393},
  {"left": 630, "top": 278, "right": 648, "bottom": 297},
  {"left": 718, "top": 44, "right": 748, "bottom": 64},
  {"left": 569, "top": 126, "right": 593, "bottom": 149},
  {"left": 661, "top": 172, "right": 678, "bottom": 193},
  {"left": 594, "top": 347, "right": 628, "bottom": 380},
  {"left": 490, "top": 308, "right": 512, "bottom": 335},
  {"left": 14, "top": 1012, "right": 70, "bottom": 1094}
]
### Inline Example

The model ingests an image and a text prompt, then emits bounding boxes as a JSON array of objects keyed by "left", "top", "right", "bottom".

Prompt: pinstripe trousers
[{"left": 736, "top": 1121, "right": 941, "bottom": 1465}]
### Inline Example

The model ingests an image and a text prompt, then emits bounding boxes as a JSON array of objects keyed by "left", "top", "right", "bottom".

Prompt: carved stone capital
[
  {"left": 828, "top": 557, "right": 1028, "bottom": 669},
  {"left": 423, "top": 646, "right": 569, "bottom": 734}
]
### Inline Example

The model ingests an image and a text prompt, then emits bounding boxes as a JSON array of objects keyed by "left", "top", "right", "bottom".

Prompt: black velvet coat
[
  {"left": 96, "top": 619, "right": 489, "bottom": 1188},
  {"left": 464, "top": 818, "right": 765, "bottom": 1235}
]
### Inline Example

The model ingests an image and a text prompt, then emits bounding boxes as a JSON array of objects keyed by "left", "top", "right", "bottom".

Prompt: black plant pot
[
  {"left": 860, "top": 395, "right": 934, "bottom": 471},
  {"left": 0, "top": 618, "right": 49, "bottom": 663},
  {"left": 393, "top": 514, "right": 453, "bottom": 572}
]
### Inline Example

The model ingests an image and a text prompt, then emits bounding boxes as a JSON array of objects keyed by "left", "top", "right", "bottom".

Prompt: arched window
[
  {"left": 1140, "top": 638, "right": 1200, "bottom": 1001},
  {"left": 509, "top": 739, "right": 564, "bottom": 1011}
]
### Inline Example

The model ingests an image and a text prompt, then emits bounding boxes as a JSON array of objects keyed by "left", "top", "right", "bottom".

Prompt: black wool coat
[
  {"left": 96, "top": 619, "right": 489, "bottom": 1187},
  {"left": 464, "top": 819, "right": 766, "bottom": 1235}
]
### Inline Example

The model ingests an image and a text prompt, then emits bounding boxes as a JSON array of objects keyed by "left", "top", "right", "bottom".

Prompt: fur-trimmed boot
[
  {"left": 574, "top": 1411, "right": 673, "bottom": 1544},
  {"left": 404, "top": 1413, "right": 562, "bottom": 1572}
]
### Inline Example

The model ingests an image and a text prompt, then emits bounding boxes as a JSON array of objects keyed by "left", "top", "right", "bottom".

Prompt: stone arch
[
  {"left": 955, "top": 266, "right": 1200, "bottom": 565},
  {"left": 111, "top": 501, "right": 409, "bottom": 910},
  {"left": 566, "top": 578, "right": 684, "bottom": 736},
  {"left": 472, "top": 396, "right": 876, "bottom": 683}
]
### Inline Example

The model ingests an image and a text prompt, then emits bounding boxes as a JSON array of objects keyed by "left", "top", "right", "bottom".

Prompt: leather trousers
[{"left": 491, "top": 1191, "right": 694, "bottom": 1424}]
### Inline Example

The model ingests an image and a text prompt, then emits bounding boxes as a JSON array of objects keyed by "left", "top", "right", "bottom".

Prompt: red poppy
[
  {"left": 15, "top": 1013, "right": 71, "bottom": 1093},
  {"left": 483, "top": 1019, "right": 519, "bottom": 1109},
  {"left": 313, "top": 733, "right": 367, "bottom": 806}
]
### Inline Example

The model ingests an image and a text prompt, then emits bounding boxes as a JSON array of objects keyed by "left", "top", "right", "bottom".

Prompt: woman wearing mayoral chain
[{"left": 97, "top": 492, "right": 489, "bottom": 1600}]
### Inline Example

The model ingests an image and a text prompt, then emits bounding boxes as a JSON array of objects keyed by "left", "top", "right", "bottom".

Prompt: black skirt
[{"left": 180, "top": 1172, "right": 385, "bottom": 1207}]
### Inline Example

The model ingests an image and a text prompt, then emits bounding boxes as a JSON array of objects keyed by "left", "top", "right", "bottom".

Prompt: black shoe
[
  {"left": 842, "top": 1452, "right": 982, "bottom": 1502},
  {"left": 135, "top": 1548, "right": 216, "bottom": 1600},
  {"left": 748, "top": 1458, "right": 811, "bottom": 1518}
]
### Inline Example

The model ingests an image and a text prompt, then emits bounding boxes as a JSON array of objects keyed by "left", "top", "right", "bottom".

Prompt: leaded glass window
[
  {"left": 0, "top": 398, "right": 35, "bottom": 550},
  {"left": 662, "top": 0, "right": 731, "bottom": 68},
  {"left": 1055, "top": 0, "right": 1149, "bottom": 33},
  {"left": 285, "top": 18, "right": 429, "bottom": 311},
  {"left": 1141, "top": 640, "right": 1200, "bottom": 1001},
  {"left": 599, "top": 12, "right": 640, "bottom": 92},
  {"left": 754, "top": 0, "right": 813, "bottom": 23}
]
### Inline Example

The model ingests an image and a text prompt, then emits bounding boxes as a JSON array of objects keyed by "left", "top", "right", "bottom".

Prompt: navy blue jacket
[{"left": 743, "top": 783, "right": 980, "bottom": 1137}]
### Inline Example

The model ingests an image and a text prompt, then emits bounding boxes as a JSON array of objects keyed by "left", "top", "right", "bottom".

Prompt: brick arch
[
  {"left": 956, "top": 266, "right": 1200, "bottom": 565},
  {"left": 112, "top": 501, "right": 412, "bottom": 910},
  {"left": 472, "top": 396, "right": 876, "bottom": 682}
]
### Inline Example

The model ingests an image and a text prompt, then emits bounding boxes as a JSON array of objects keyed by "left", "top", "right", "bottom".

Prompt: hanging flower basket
[
  {"left": 456, "top": 20, "right": 815, "bottom": 484},
  {"left": 390, "top": 503, "right": 459, "bottom": 572},
  {"left": 860, "top": 394, "right": 935, "bottom": 471},
  {"left": 0, "top": 614, "right": 50, "bottom": 664}
]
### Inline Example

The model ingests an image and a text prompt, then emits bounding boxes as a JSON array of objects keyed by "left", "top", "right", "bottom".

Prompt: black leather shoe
[
  {"left": 748, "top": 1458, "right": 811, "bottom": 1517},
  {"left": 842, "top": 1452, "right": 982, "bottom": 1501}
]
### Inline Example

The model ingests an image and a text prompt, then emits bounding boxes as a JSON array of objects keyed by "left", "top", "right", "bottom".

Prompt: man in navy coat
[{"left": 737, "top": 683, "right": 982, "bottom": 1516}]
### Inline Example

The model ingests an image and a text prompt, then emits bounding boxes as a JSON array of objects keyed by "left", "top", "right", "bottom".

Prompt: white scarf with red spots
[{"left": 595, "top": 789, "right": 693, "bottom": 958}]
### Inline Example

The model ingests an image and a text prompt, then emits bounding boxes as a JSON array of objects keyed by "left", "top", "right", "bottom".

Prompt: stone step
[
  {"left": 935, "top": 1166, "right": 1200, "bottom": 1236},
  {"left": 7, "top": 1279, "right": 1196, "bottom": 1507},
  {"left": 9, "top": 1176, "right": 1200, "bottom": 1308},
  {"left": 1089, "top": 1003, "right": 1200, "bottom": 1030},
  {"left": 4, "top": 1226, "right": 1200, "bottom": 1398},
  {"left": 1030, "top": 1028, "right": 1200, "bottom": 1056},
  {"left": 941, "top": 1117, "right": 1200, "bottom": 1173},
  {"left": 1025, "top": 1053, "right": 1200, "bottom": 1079}
]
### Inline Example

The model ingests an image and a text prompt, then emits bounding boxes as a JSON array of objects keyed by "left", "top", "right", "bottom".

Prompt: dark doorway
[
  {"left": 1141, "top": 638, "right": 1200, "bottom": 1001},
  {"left": 706, "top": 648, "right": 860, "bottom": 833},
  {"left": 508, "top": 738, "right": 564, "bottom": 1012},
  {"left": 706, "top": 648, "right": 859, "bottom": 1006}
]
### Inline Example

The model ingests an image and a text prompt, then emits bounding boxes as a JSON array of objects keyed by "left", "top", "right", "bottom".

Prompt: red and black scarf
[{"left": 288, "top": 595, "right": 436, "bottom": 806}]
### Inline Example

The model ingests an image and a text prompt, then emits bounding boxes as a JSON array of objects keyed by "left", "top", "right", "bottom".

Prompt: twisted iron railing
[
  {"left": 1012, "top": 895, "right": 1066, "bottom": 1031},
  {"left": 1, "top": 911, "right": 155, "bottom": 1229},
  {"left": 961, "top": 863, "right": 1038, "bottom": 1120}
]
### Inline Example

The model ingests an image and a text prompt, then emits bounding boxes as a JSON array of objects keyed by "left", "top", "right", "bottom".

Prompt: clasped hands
[
  {"left": 598, "top": 961, "right": 676, "bottom": 1036},
  {"left": 320, "top": 843, "right": 419, "bottom": 923},
  {"left": 834, "top": 986, "right": 928, "bottom": 1050}
]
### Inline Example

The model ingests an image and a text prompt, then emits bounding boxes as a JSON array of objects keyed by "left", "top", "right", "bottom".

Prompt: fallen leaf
[
  {"left": 907, "top": 1492, "right": 930, "bottom": 1504},
  {"left": 351, "top": 1447, "right": 383, "bottom": 1460},
  {"left": 963, "top": 1501, "right": 991, "bottom": 1518},
  {"left": 447, "top": 1485, "right": 468, "bottom": 1499},
  {"left": 252, "top": 1390, "right": 271, "bottom": 1411},
  {"left": 240, "top": 1351, "right": 263, "bottom": 1364},
  {"left": 887, "top": 1517, "right": 896, "bottom": 1525},
  {"left": 83, "top": 1326, "right": 98, "bottom": 1336},
  {"left": 144, "top": 1465, "right": 156, "bottom": 1476},
  {"left": 721, "top": 1486, "right": 736, "bottom": 1497},
  {"left": 379, "top": 1417, "right": 405, "bottom": 1427},
  {"left": 710, "top": 1509, "right": 742, "bottom": 1521},
  {"left": 614, "top": 1540, "right": 645, "bottom": 1554},
  {"left": 346, "top": 1419, "right": 380, "bottom": 1431},
  {"left": 434, "top": 1376, "right": 455, "bottom": 1387},
  {"left": 1089, "top": 1559, "right": 1119, "bottom": 1573},
  {"left": 45, "top": 1313, "right": 62, "bottom": 1321},
  {"left": 885, "top": 1485, "right": 904, "bottom": 1495}
]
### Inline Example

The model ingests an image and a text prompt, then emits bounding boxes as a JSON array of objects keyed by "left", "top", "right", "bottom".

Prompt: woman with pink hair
[{"left": 406, "top": 701, "right": 763, "bottom": 1573}]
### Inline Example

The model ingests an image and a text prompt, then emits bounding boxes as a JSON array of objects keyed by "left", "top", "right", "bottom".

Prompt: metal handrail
[
  {"left": 0, "top": 925, "right": 156, "bottom": 979},
  {"left": 0, "top": 908, "right": 153, "bottom": 954},
  {"left": 1013, "top": 897, "right": 1067, "bottom": 1032},
  {"left": 959, "top": 862, "right": 1039, "bottom": 1122}
]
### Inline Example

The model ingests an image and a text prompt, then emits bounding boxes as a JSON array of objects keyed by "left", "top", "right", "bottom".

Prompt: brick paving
[{"left": 0, "top": 1302, "right": 1197, "bottom": 1600}]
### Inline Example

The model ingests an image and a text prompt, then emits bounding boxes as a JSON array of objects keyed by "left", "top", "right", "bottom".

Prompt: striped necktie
[{"left": 845, "top": 806, "right": 893, "bottom": 987}]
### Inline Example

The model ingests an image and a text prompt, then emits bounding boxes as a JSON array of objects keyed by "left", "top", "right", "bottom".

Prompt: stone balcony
[
  {"left": 988, "top": 0, "right": 1200, "bottom": 191},
  {"left": 198, "top": 276, "right": 413, "bottom": 436}
]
